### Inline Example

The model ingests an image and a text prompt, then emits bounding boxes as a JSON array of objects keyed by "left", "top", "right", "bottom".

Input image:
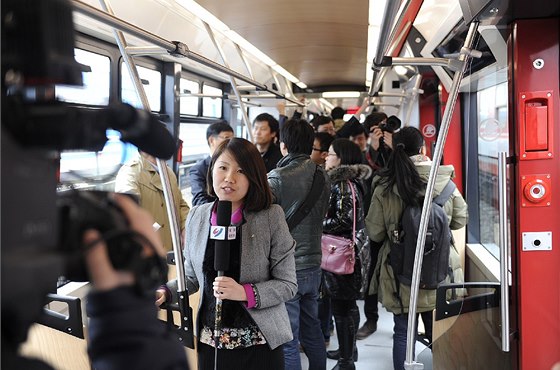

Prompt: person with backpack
[{"left": 364, "top": 126, "right": 467, "bottom": 370}]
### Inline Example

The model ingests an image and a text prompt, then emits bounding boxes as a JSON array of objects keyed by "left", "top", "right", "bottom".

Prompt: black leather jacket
[
  {"left": 323, "top": 164, "right": 372, "bottom": 238},
  {"left": 323, "top": 164, "right": 373, "bottom": 300},
  {"left": 268, "top": 153, "right": 330, "bottom": 270}
]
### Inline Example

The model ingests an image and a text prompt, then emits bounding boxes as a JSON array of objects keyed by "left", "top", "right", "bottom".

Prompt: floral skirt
[{"left": 197, "top": 341, "right": 284, "bottom": 370}]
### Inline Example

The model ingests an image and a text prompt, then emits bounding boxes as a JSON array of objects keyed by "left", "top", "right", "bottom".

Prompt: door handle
[{"left": 498, "top": 151, "right": 510, "bottom": 352}]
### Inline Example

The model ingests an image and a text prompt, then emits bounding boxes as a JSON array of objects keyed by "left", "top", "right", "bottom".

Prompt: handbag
[{"left": 321, "top": 181, "right": 356, "bottom": 275}]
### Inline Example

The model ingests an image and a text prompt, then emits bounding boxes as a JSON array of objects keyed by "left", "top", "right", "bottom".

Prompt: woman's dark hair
[
  {"left": 206, "top": 138, "right": 272, "bottom": 212},
  {"left": 377, "top": 126, "right": 425, "bottom": 206},
  {"left": 331, "top": 138, "right": 363, "bottom": 165}
]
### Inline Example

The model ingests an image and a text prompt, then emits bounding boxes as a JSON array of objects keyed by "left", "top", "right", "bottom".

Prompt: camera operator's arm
[{"left": 85, "top": 195, "right": 188, "bottom": 370}]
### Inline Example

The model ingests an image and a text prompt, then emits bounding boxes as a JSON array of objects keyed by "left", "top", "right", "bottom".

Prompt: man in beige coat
[{"left": 115, "top": 151, "right": 189, "bottom": 252}]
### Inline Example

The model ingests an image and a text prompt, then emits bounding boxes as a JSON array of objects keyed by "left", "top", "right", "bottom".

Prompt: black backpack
[{"left": 389, "top": 181, "right": 456, "bottom": 292}]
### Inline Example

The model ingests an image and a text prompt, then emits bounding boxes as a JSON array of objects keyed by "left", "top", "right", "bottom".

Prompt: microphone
[
  {"left": 210, "top": 200, "right": 232, "bottom": 359},
  {"left": 212, "top": 200, "right": 233, "bottom": 275},
  {"left": 108, "top": 103, "right": 176, "bottom": 159}
]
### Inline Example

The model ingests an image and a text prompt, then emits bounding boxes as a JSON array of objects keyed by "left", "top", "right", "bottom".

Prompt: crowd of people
[{"left": 111, "top": 101, "right": 468, "bottom": 370}]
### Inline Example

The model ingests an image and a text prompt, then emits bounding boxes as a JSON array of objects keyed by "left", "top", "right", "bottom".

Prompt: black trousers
[{"left": 363, "top": 239, "right": 382, "bottom": 322}]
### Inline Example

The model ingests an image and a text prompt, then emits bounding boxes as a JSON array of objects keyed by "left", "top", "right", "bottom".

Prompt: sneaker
[{"left": 356, "top": 320, "right": 377, "bottom": 340}]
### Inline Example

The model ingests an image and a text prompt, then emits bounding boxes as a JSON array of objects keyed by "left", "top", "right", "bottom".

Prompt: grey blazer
[{"left": 169, "top": 202, "right": 297, "bottom": 350}]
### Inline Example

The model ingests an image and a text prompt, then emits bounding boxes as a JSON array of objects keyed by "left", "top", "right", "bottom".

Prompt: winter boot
[{"left": 330, "top": 315, "right": 356, "bottom": 370}]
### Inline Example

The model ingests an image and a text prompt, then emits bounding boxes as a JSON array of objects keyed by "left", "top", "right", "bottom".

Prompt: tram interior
[{"left": 3, "top": 0, "right": 559, "bottom": 369}]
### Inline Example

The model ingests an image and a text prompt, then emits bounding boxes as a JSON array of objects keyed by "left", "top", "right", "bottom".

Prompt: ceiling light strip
[{"left": 175, "top": 0, "right": 307, "bottom": 89}]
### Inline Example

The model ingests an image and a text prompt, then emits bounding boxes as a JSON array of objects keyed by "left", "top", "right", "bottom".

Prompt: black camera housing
[
  {"left": 58, "top": 190, "right": 167, "bottom": 291},
  {"left": 379, "top": 115, "right": 402, "bottom": 133}
]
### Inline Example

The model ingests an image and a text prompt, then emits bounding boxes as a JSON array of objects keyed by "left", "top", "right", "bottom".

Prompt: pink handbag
[{"left": 321, "top": 181, "right": 356, "bottom": 275}]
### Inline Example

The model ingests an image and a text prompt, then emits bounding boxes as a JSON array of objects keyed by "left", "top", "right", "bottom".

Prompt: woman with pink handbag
[{"left": 322, "top": 138, "right": 372, "bottom": 370}]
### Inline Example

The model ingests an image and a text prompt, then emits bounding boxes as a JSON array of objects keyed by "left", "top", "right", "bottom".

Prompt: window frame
[{"left": 118, "top": 56, "right": 164, "bottom": 112}]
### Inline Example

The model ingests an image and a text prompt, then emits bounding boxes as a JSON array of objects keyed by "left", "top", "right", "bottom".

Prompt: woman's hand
[
  {"left": 155, "top": 289, "right": 167, "bottom": 307},
  {"left": 213, "top": 276, "right": 247, "bottom": 301}
]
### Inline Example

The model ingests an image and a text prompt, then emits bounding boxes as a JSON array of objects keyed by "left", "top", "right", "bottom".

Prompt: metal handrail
[
  {"left": 203, "top": 22, "right": 254, "bottom": 141},
  {"left": 403, "top": 21, "right": 480, "bottom": 370},
  {"left": 72, "top": 0, "right": 304, "bottom": 107}
]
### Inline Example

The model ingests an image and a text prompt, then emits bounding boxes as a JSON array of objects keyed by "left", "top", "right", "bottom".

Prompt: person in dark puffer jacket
[{"left": 322, "top": 139, "right": 372, "bottom": 370}]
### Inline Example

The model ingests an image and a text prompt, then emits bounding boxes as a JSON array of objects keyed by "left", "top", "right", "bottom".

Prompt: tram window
[
  {"left": 202, "top": 85, "right": 223, "bottom": 118},
  {"left": 180, "top": 79, "right": 200, "bottom": 115},
  {"left": 476, "top": 82, "right": 509, "bottom": 259},
  {"left": 178, "top": 122, "right": 210, "bottom": 164},
  {"left": 121, "top": 65, "right": 162, "bottom": 112},
  {"left": 55, "top": 49, "right": 110, "bottom": 105}
]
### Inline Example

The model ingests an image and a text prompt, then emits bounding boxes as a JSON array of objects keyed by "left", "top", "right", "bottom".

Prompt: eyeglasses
[
  {"left": 312, "top": 147, "right": 324, "bottom": 152},
  {"left": 326, "top": 153, "right": 337, "bottom": 157}
]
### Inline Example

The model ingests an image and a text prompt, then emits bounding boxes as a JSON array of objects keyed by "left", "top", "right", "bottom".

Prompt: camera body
[
  {"left": 379, "top": 115, "right": 402, "bottom": 133},
  {"left": 59, "top": 191, "right": 137, "bottom": 280}
]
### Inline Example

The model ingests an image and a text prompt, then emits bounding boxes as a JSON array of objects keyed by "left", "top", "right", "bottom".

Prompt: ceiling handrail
[{"left": 72, "top": 0, "right": 304, "bottom": 107}]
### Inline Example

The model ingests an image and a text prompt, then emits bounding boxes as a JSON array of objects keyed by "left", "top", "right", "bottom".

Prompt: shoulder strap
[
  {"left": 433, "top": 180, "right": 456, "bottom": 206},
  {"left": 347, "top": 180, "right": 357, "bottom": 244},
  {"left": 286, "top": 165, "right": 326, "bottom": 231}
]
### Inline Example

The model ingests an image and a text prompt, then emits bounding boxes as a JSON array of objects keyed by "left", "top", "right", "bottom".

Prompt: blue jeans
[
  {"left": 284, "top": 266, "right": 326, "bottom": 370},
  {"left": 393, "top": 313, "right": 421, "bottom": 370}
]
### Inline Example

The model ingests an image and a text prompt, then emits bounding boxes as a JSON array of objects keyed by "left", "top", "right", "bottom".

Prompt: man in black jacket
[
  {"left": 253, "top": 113, "right": 282, "bottom": 172},
  {"left": 268, "top": 119, "right": 330, "bottom": 370}
]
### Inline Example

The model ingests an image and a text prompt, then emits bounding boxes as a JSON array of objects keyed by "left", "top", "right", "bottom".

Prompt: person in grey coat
[{"left": 157, "top": 138, "right": 297, "bottom": 370}]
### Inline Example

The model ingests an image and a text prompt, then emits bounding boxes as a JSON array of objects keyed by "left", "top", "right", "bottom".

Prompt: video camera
[{"left": 1, "top": 0, "right": 171, "bottom": 352}]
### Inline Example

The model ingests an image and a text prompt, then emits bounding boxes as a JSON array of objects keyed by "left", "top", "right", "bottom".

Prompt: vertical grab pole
[
  {"left": 98, "top": 1, "right": 192, "bottom": 345},
  {"left": 498, "top": 151, "right": 510, "bottom": 352},
  {"left": 403, "top": 21, "right": 479, "bottom": 370}
]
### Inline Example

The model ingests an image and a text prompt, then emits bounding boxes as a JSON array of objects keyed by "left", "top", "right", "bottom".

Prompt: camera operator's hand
[
  {"left": 370, "top": 126, "right": 384, "bottom": 151},
  {"left": 84, "top": 194, "right": 164, "bottom": 292}
]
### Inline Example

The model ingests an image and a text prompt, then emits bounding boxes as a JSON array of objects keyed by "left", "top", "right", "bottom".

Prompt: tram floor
[{"left": 300, "top": 300, "right": 432, "bottom": 370}]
